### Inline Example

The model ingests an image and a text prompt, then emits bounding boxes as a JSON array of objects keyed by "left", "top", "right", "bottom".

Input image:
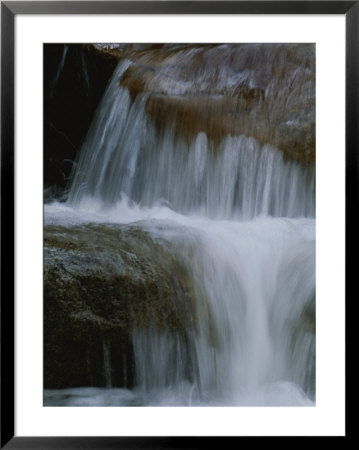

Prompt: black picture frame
[{"left": 1, "top": 1, "right": 355, "bottom": 447}]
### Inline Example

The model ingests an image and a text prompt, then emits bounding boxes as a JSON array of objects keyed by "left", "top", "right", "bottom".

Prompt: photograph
[{"left": 43, "top": 43, "right": 316, "bottom": 408}]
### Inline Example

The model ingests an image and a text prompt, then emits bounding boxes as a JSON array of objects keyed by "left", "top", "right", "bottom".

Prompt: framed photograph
[{"left": 1, "top": 1, "right": 354, "bottom": 446}]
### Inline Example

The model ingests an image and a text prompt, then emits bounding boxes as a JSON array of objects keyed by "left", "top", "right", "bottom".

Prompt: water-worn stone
[
  {"left": 116, "top": 43, "right": 315, "bottom": 165},
  {"left": 44, "top": 223, "right": 197, "bottom": 388}
]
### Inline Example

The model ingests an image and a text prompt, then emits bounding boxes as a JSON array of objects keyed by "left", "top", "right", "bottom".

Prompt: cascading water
[
  {"left": 44, "top": 45, "right": 315, "bottom": 407},
  {"left": 69, "top": 60, "right": 315, "bottom": 220}
]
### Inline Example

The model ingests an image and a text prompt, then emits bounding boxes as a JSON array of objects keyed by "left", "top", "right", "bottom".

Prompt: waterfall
[
  {"left": 68, "top": 60, "right": 315, "bottom": 220},
  {"left": 45, "top": 48, "right": 315, "bottom": 407},
  {"left": 126, "top": 216, "right": 315, "bottom": 406}
]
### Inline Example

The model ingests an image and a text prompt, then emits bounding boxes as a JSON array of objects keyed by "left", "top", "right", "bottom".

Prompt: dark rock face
[
  {"left": 44, "top": 224, "right": 197, "bottom": 389},
  {"left": 44, "top": 44, "right": 118, "bottom": 196}
]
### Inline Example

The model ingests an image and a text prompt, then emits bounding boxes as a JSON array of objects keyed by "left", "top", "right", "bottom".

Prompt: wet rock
[
  {"left": 116, "top": 43, "right": 315, "bottom": 165},
  {"left": 44, "top": 223, "right": 197, "bottom": 389}
]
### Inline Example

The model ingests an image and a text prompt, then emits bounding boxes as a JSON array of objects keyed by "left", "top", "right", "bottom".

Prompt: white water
[{"left": 45, "top": 58, "right": 315, "bottom": 406}]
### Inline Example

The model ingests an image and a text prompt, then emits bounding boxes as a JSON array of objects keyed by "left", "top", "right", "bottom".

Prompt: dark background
[{"left": 44, "top": 44, "right": 118, "bottom": 199}]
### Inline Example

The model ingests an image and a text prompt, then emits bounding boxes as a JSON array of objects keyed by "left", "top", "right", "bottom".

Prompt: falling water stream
[{"left": 44, "top": 51, "right": 315, "bottom": 406}]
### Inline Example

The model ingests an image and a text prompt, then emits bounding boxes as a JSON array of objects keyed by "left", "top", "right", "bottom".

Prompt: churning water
[{"left": 45, "top": 54, "right": 315, "bottom": 407}]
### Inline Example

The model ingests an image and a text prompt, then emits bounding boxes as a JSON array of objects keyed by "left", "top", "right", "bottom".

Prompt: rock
[
  {"left": 44, "top": 223, "right": 197, "bottom": 389},
  {"left": 117, "top": 43, "right": 315, "bottom": 166}
]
